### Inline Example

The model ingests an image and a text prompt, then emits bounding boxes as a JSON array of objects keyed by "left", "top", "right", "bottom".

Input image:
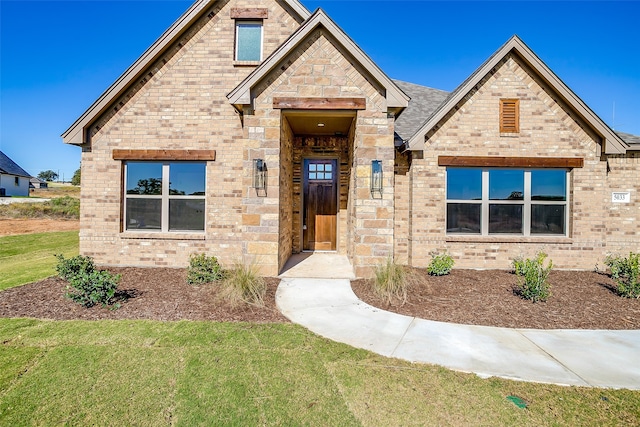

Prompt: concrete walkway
[{"left": 276, "top": 276, "right": 640, "bottom": 389}]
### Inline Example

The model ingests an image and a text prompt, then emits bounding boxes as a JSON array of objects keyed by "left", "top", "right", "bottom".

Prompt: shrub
[
  {"left": 187, "top": 253, "right": 223, "bottom": 285},
  {"left": 55, "top": 254, "right": 121, "bottom": 308},
  {"left": 511, "top": 255, "right": 526, "bottom": 276},
  {"left": 373, "top": 257, "right": 407, "bottom": 305},
  {"left": 427, "top": 251, "right": 454, "bottom": 276},
  {"left": 514, "top": 252, "right": 552, "bottom": 302},
  {"left": 221, "top": 260, "right": 266, "bottom": 306},
  {"left": 604, "top": 252, "right": 640, "bottom": 298}
]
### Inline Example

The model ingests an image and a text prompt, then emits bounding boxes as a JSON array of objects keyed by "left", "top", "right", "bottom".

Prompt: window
[
  {"left": 124, "top": 162, "right": 205, "bottom": 232},
  {"left": 446, "top": 168, "right": 568, "bottom": 236},
  {"left": 500, "top": 99, "right": 519, "bottom": 133},
  {"left": 14, "top": 177, "right": 19, "bottom": 186},
  {"left": 308, "top": 162, "right": 333, "bottom": 181},
  {"left": 235, "top": 21, "right": 262, "bottom": 61}
]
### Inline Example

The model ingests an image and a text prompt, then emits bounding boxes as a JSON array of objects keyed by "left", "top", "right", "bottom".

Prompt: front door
[{"left": 303, "top": 159, "right": 338, "bottom": 251}]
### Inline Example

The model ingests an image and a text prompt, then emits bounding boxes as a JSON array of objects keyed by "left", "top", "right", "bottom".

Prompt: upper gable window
[
  {"left": 235, "top": 21, "right": 263, "bottom": 61},
  {"left": 500, "top": 99, "right": 520, "bottom": 133}
]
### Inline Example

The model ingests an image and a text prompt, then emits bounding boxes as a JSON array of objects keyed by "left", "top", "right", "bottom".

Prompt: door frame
[{"left": 300, "top": 156, "right": 340, "bottom": 252}]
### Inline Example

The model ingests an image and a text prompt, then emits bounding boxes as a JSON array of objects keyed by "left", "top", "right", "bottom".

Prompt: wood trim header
[
  {"left": 113, "top": 149, "right": 216, "bottom": 161},
  {"left": 273, "top": 97, "right": 366, "bottom": 110},
  {"left": 230, "top": 8, "right": 269, "bottom": 19},
  {"left": 438, "top": 156, "right": 584, "bottom": 168}
]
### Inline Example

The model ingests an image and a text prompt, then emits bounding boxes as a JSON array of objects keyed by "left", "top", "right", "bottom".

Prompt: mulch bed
[
  {"left": 352, "top": 269, "right": 640, "bottom": 330},
  {"left": 0, "top": 268, "right": 288, "bottom": 323},
  {"left": 1, "top": 267, "right": 638, "bottom": 330}
]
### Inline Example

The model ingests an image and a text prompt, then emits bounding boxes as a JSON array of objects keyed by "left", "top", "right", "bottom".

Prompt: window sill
[
  {"left": 233, "top": 60, "right": 261, "bottom": 67},
  {"left": 499, "top": 132, "right": 520, "bottom": 137},
  {"left": 120, "top": 231, "right": 205, "bottom": 240},
  {"left": 445, "top": 235, "right": 572, "bottom": 244}
]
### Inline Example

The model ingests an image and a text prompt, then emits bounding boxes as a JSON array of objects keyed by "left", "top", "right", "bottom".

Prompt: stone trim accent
[
  {"left": 112, "top": 149, "right": 216, "bottom": 161},
  {"left": 231, "top": 8, "right": 268, "bottom": 19}
]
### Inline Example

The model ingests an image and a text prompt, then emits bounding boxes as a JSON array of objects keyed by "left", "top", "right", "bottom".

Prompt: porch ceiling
[{"left": 283, "top": 110, "right": 355, "bottom": 136}]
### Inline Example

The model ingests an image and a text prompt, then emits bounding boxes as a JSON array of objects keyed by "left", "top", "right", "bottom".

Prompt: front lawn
[
  {"left": 0, "top": 231, "right": 78, "bottom": 291},
  {"left": 0, "top": 319, "right": 638, "bottom": 426}
]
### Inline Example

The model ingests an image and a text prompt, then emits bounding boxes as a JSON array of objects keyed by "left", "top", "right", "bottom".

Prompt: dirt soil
[
  {"left": 0, "top": 218, "right": 79, "bottom": 236},
  {"left": 352, "top": 269, "right": 640, "bottom": 330}
]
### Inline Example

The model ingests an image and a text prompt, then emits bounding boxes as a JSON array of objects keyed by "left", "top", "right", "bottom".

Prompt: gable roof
[
  {"left": 617, "top": 131, "right": 640, "bottom": 148},
  {"left": 227, "top": 9, "right": 409, "bottom": 112},
  {"left": 0, "top": 151, "right": 31, "bottom": 178},
  {"left": 405, "top": 35, "right": 630, "bottom": 155},
  {"left": 61, "top": 0, "right": 311, "bottom": 146}
]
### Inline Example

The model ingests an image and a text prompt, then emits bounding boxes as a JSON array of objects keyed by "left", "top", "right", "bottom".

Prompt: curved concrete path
[{"left": 276, "top": 277, "right": 640, "bottom": 389}]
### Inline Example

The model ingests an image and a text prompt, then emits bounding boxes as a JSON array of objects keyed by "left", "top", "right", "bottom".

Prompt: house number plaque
[{"left": 611, "top": 192, "right": 631, "bottom": 203}]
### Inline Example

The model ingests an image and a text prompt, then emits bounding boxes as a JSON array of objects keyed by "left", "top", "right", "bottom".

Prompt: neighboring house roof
[
  {"left": 0, "top": 151, "right": 31, "bottom": 178},
  {"left": 392, "top": 80, "right": 449, "bottom": 146},
  {"left": 227, "top": 9, "right": 409, "bottom": 112},
  {"left": 61, "top": 0, "right": 311, "bottom": 146},
  {"left": 405, "top": 35, "right": 630, "bottom": 155}
]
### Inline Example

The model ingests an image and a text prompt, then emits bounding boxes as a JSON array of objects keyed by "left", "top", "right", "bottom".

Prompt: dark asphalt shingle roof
[
  {"left": 0, "top": 151, "right": 31, "bottom": 178},
  {"left": 617, "top": 131, "right": 640, "bottom": 146},
  {"left": 392, "top": 79, "right": 449, "bottom": 145}
]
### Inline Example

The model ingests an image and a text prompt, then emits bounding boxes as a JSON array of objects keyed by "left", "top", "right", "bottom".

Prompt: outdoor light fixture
[
  {"left": 253, "top": 159, "right": 266, "bottom": 191},
  {"left": 371, "top": 160, "right": 383, "bottom": 198}
]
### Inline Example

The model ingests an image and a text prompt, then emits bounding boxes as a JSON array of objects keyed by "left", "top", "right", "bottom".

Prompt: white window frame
[
  {"left": 446, "top": 168, "right": 570, "bottom": 237},
  {"left": 124, "top": 162, "right": 206, "bottom": 233},
  {"left": 234, "top": 20, "right": 263, "bottom": 61}
]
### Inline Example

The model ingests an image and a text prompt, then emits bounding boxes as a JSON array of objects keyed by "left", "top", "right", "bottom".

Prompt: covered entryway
[{"left": 303, "top": 158, "right": 338, "bottom": 251}]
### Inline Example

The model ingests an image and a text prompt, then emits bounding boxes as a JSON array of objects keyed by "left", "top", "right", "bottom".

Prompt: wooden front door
[{"left": 303, "top": 159, "right": 338, "bottom": 251}]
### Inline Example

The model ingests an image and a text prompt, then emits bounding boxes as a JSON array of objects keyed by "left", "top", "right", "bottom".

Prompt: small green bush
[
  {"left": 511, "top": 256, "right": 526, "bottom": 276},
  {"left": 55, "top": 254, "right": 121, "bottom": 308},
  {"left": 427, "top": 251, "right": 454, "bottom": 276},
  {"left": 604, "top": 252, "right": 640, "bottom": 298},
  {"left": 221, "top": 260, "right": 266, "bottom": 306},
  {"left": 373, "top": 257, "right": 407, "bottom": 305},
  {"left": 513, "top": 252, "right": 552, "bottom": 302},
  {"left": 187, "top": 253, "right": 223, "bottom": 285}
]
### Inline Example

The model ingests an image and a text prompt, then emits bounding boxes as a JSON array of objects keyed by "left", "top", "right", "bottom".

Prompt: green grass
[
  {"left": 0, "top": 196, "right": 80, "bottom": 219},
  {"left": 0, "top": 319, "right": 638, "bottom": 426},
  {"left": 0, "top": 231, "right": 78, "bottom": 291}
]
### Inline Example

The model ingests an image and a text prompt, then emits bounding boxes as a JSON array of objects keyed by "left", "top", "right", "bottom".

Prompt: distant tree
[
  {"left": 71, "top": 168, "right": 81, "bottom": 186},
  {"left": 38, "top": 170, "right": 59, "bottom": 182},
  {"left": 131, "top": 178, "right": 162, "bottom": 195}
]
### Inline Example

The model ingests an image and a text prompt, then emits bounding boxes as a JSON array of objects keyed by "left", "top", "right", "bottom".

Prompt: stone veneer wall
[
  {"left": 248, "top": 29, "right": 396, "bottom": 276},
  {"left": 278, "top": 116, "right": 295, "bottom": 271},
  {"left": 79, "top": 0, "right": 302, "bottom": 270},
  {"left": 408, "top": 53, "right": 618, "bottom": 270}
]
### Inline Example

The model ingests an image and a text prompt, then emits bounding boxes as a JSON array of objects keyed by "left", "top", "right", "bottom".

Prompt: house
[
  {"left": 62, "top": 0, "right": 640, "bottom": 276},
  {"left": 0, "top": 151, "right": 31, "bottom": 197},
  {"left": 30, "top": 178, "right": 49, "bottom": 189}
]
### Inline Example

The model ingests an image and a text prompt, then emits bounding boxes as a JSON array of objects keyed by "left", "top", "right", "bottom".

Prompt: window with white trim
[
  {"left": 446, "top": 168, "right": 568, "bottom": 236},
  {"left": 235, "top": 21, "right": 263, "bottom": 61},
  {"left": 124, "top": 162, "right": 205, "bottom": 232}
]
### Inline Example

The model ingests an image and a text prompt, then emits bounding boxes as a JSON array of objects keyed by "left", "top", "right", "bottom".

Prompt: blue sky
[{"left": 1, "top": 1, "right": 638, "bottom": 181}]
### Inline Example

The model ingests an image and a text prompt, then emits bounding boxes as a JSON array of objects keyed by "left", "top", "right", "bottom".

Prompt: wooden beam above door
[{"left": 273, "top": 97, "right": 366, "bottom": 110}]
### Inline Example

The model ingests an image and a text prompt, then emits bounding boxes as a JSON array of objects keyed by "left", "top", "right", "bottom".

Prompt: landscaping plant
[
  {"left": 604, "top": 252, "right": 640, "bottom": 298},
  {"left": 187, "top": 253, "right": 223, "bottom": 285},
  {"left": 221, "top": 260, "right": 266, "bottom": 306},
  {"left": 513, "top": 252, "right": 552, "bottom": 302},
  {"left": 55, "top": 254, "right": 121, "bottom": 308},
  {"left": 373, "top": 257, "right": 407, "bottom": 305},
  {"left": 427, "top": 251, "right": 454, "bottom": 276}
]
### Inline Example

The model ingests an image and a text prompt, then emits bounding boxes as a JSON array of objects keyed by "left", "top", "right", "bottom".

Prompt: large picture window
[
  {"left": 446, "top": 168, "right": 568, "bottom": 236},
  {"left": 124, "top": 162, "right": 205, "bottom": 232}
]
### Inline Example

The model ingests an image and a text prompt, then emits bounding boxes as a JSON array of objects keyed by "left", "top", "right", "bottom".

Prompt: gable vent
[{"left": 500, "top": 98, "right": 520, "bottom": 133}]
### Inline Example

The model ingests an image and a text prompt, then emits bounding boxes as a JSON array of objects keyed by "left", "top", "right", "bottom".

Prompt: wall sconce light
[
  {"left": 253, "top": 159, "right": 266, "bottom": 191},
  {"left": 371, "top": 160, "right": 383, "bottom": 198}
]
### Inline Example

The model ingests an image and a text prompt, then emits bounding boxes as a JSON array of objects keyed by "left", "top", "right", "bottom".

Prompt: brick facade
[{"left": 69, "top": 0, "right": 638, "bottom": 277}]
